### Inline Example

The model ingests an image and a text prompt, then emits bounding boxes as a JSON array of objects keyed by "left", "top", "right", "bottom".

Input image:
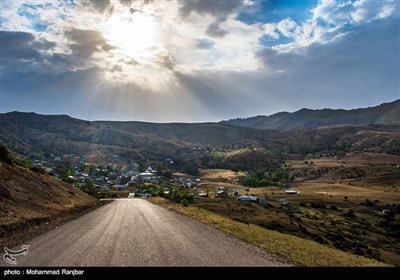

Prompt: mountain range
[
  {"left": 221, "top": 99, "right": 400, "bottom": 130},
  {"left": 0, "top": 100, "right": 399, "bottom": 168}
]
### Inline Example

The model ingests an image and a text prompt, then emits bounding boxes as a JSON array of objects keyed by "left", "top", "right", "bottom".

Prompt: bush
[
  {"left": 30, "top": 166, "right": 45, "bottom": 174},
  {"left": 310, "top": 202, "right": 326, "bottom": 209},
  {"left": 182, "top": 162, "right": 199, "bottom": 176},
  {"left": 330, "top": 205, "right": 338, "bottom": 210},
  {"left": 364, "top": 199, "right": 374, "bottom": 207},
  {"left": 181, "top": 199, "right": 189, "bottom": 207},
  {"left": 343, "top": 209, "right": 355, "bottom": 218},
  {"left": 0, "top": 145, "right": 14, "bottom": 164},
  {"left": 299, "top": 202, "right": 307, "bottom": 207}
]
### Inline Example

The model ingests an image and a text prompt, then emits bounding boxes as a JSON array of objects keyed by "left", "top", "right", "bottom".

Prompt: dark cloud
[
  {"left": 65, "top": 28, "right": 111, "bottom": 58},
  {"left": 161, "top": 54, "right": 175, "bottom": 71},
  {"left": 110, "top": 64, "right": 123, "bottom": 72},
  {"left": 125, "top": 58, "right": 140, "bottom": 66},
  {"left": 205, "top": 20, "right": 228, "bottom": 38},
  {"left": 89, "top": 0, "right": 112, "bottom": 13},
  {"left": 179, "top": 0, "right": 243, "bottom": 18},
  {"left": 119, "top": 0, "right": 133, "bottom": 6},
  {"left": 179, "top": 1, "right": 243, "bottom": 38},
  {"left": 120, "top": 0, "right": 152, "bottom": 6},
  {"left": 0, "top": 32, "right": 41, "bottom": 61},
  {"left": 0, "top": 31, "right": 57, "bottom": 77},
  {"left": 101, "top": 43, "right": 115, "bottom": 52}
]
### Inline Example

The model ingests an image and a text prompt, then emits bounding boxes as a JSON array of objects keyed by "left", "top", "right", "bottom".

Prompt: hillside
[
  {"left": 0, "top": 145, "right": 99, "bottom": 248},
  {"left": 1, "top": 111, "right": 400, "bottom": 170},
  {"left": 0, "top": 111, "right": 277, "bottom": 165},
  {"left": 221, "top": 99, "right": 400, "bottom": 131}
]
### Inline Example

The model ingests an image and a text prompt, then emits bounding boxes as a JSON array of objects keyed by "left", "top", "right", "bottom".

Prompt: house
[
  {"left": 99, "top": 185, "right": 109, "bottom": 191},
  {"left": 237, "top": 196, "right": 252, "bottom": 205},
  {"left": 112, "top": 184, "right": 125, "bottom": 191},
  {"left": 249, "top": 196, "right": 258, "bottom": 202},
  {"left": 216, "top": 190, "right": 228, "bottom": 198},
  {"left": 285, "top": 190, "right": 299, "bottom": 195},
  {"left": 150, "top": 177, "right": 160, "bottom": 184},
  {"left": 146, "top": 166, "right": 154, "bottom": 173},
  {"left": 257, "top": 196, "right": 268, "bottom": 206},
  {"left": 198, "top": 191, "right": 208, "bottom": 198},
  {"left": 139, "top": 172, "right": 153, "bottom": 181},
  {"left": 233, "top": 189, "right": 239, "bottom": 196},
  {"left": 278, "top": 198, "right": 288, "bottom": 205}
]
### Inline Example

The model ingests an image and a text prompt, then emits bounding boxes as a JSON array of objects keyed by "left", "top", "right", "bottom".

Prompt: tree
[
  {"left": 82, "top": 180, "right": 95, "bottom": 195},
  {"left": 242, "top": 177, "right": 258, "bottom": 188},
  {"left": 161, "top": 170, "right": 173, "bottom": 179},
  {"left": 182, "top": 162, "right": 199, "bottom": 176},
  {"left": 231, "top": 165, "right": 240, "bottom": 173}
]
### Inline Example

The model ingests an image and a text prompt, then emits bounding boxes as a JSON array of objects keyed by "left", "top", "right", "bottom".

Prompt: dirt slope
[{"left": 0, "top": 146, "right": 99, "bottom": 248}]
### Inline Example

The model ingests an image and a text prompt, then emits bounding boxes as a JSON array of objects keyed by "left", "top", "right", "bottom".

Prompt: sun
[{"left": 105, "top": 12, "right": 157, "bottom": 59}]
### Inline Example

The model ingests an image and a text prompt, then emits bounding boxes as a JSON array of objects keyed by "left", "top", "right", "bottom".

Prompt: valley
[{"left": 0, "top": 101, "right": 399, "bottom": 266}]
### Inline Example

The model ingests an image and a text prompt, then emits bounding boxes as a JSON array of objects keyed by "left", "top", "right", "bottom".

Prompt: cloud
[
  {"left": 65, "top": 28, "right": 111, "bottom": 58},
  {"left": 160, "top": 54, "right": 175, "bottom": 71},
  {"left": 89, "top": 0, "right": 112, "bottom": 13},
  {"left": 179, "top": 0, "right": 247, "bottom": 39},
  {"left": 119, "top": 0, "right": 133, "bottom": 6},
  {"left": 179, "top": 0, "right": 243, "bottom": 18},
  {"left": 262, "top": 0, "right": 399, "bottom": 51},
  {"left": 110, "top": 64, "right": 123, "bottom": 72},
  {"left": 276, "top": 18, "right": 298, "bottom": 38},
  {"left": 205, "top": 20, "right": 228, "bottom": 38},
  {"left": 0, "top": 31, "right": 60, "bottom": 77},
  {"left": 0, "top": 31, "right": 41, "bottom": 61},
  {"left": 312, "top": 0, "right": 398, "bottom": 26},
  {"left": 256, "top": 16, "right": 400, "bottom": 108}
]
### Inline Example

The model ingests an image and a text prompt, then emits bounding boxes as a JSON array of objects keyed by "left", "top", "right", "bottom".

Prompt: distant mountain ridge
[
  {"left": 221, "top": 99, "right": 400, "bottom": 131},
  {"left": 1, "top": 100, "right": 400, "bottom": 167}
]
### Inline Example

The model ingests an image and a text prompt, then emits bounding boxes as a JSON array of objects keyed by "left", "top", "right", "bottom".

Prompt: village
[{"left": 28, "top": 153, "right": 301, "bottom": 207}]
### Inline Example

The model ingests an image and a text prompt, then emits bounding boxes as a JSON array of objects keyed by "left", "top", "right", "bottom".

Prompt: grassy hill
[{"left": 0, "top": 145, "right": 99, "bottom": 248}]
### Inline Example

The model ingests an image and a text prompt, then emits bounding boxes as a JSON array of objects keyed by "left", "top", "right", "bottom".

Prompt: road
[{"left": 2, "top": 199, "right": 290, "bottom": 266}]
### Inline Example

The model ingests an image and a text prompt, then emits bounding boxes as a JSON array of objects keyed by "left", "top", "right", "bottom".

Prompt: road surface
[{"left": 2, "top": 199, "right": 290, "bottom": 266}]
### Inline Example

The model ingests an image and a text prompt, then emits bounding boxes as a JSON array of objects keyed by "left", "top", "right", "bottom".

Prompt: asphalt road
[{"left": 2, "top": 199, "right": 290, "bottom": 266}]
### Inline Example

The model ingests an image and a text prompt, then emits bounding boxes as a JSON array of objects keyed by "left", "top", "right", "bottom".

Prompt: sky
[{"left": 0, "top": 0, "right": 399, "bottom": 122}]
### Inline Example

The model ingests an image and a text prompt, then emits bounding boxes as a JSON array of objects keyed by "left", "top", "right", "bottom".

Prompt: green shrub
[
  {"left": 30, "top": 166, "right": 45, "bottom": 174},
  {"left": 0, "top": 145, "right": 14, "bottom": 164},
  {"left": 310, "top": 202, "right": 326, "bottom": 209}
]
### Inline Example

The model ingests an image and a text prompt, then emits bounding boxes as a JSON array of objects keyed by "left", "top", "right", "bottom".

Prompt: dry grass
[
  {"left": 150, "top": 197, "right": 389, "bottom": 267},
  {"left": 0, "top": 162, "right": 100, "bottom": 249},
  {"left": 200, "top": 168, "right": 247, "bottom": 179}
]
